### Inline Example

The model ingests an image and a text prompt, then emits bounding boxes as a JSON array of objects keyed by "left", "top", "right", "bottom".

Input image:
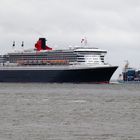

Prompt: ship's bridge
[{"left": 74, "top": 47, "right": 107, "bottom": 64}]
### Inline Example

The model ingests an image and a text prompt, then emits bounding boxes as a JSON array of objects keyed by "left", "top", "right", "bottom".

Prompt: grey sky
[{"left": 0, "top": 0, "right": 140, "bottom": 77}]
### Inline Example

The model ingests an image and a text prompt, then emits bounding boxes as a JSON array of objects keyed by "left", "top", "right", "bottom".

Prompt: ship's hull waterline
[{"left": 0, "top": 66, "right": 118, "bottom": 83}]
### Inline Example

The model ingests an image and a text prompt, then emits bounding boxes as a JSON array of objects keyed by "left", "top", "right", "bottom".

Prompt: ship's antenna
[
  {"left": 12, "top": 41, "right": 15, "bottom": 48},
  {"left": 81, "top": 37, "right": 87, "bottom": 47},
  {"left": 21, "top": 41, "right": 24, "bottom": 47},
  {"left": 21, "top": 41, "right": 24, "bottom": 51},
  {"left": 123, "top": 60, "right": 129, "bottom": 73},
  {"left": 124, "top": 60, "right": 129, "bottom": 69},
  {"left": 12, "top": 41, "right": 15, "bottom": 51}
]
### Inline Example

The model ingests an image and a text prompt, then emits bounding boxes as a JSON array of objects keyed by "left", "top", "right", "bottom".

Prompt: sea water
[{"left": 0, "top": 83, "right": 140, "bottom": 140}]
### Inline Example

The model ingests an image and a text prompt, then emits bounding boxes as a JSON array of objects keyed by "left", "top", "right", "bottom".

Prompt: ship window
[{"left": 77, "top": 60, "right": 85, "bottom": 62}]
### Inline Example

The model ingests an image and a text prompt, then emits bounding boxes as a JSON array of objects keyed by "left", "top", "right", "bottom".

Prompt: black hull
[{"left": 0, "top": 66, "right": 118, "bottom": 83}]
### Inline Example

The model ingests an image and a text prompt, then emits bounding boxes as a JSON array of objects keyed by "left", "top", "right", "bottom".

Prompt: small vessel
[
  {"left": 0, "top": 38, "right": 118, "bottom": 83},
  {"left": 118, "top": 61, "right": 140, "bottom": 83}
]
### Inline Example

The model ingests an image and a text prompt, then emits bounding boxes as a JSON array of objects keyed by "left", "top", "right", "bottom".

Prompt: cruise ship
[{"left": 0, "top": 38, "right": 118, "bottom": 83}]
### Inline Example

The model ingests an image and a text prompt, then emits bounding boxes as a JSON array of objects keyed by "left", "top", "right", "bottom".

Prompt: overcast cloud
[{"left": 0, "top": 0, "right": 140, "bottom": 77}]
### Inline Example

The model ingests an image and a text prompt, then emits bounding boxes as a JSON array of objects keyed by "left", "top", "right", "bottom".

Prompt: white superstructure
[
  {"left": 74, "top": 47, "right": 107, "bottom": 65},
  {"left": 2, "top": 45, "right": 108, "bottom": 67}
]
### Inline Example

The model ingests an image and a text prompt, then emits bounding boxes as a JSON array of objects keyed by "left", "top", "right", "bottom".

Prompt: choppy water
[{"left": 0, "top": 83, "right": 140, "bottom": 140}]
